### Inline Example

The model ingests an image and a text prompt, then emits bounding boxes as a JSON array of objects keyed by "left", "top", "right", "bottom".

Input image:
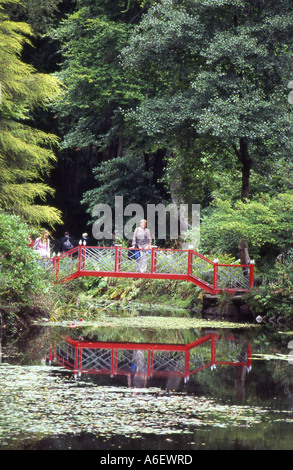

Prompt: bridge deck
[{"left": 52, "top": 245, "right": 254, "bottom": 294}]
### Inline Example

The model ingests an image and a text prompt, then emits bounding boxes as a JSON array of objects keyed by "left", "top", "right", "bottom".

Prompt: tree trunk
[
  {"left": 238, "top": 240, "right": 250, "bottom": 265},
  {"left": 117, "top": 135, "right": 124, "bottom": 157},
  {"left": 233, "top": 138, "right": 253, "bottom": 202}
]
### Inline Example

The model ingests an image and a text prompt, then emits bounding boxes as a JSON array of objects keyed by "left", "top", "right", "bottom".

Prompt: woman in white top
[
  {"left": 33, "top": 231, "right": 50, "bottom": 258},
  {"left": 131, "top": 219, "right": 152, "bottom": 273}
]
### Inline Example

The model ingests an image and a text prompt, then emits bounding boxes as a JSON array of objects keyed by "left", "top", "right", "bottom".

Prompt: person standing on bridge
[
  {"left": 80, "top": 232, "right": 88, "bottom": 245},
  {"left": 61, "top": 231, "right": 74, "bottom": 253},
  {"left": 131, "top": 219, "right": 152, "bottom": 273}
]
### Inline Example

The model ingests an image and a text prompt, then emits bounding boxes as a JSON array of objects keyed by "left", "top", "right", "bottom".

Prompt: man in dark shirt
[{"left": 60, "top": 231, "right": 74, "bottom": 253}]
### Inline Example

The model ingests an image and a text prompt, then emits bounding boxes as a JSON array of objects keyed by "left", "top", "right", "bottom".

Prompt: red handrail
[{"left": 52, "top": 245, "right": 254, "bottom": 293}]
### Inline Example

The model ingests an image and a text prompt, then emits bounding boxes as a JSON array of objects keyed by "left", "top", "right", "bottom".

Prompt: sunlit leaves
[
  {"left": 197, "top": 193, "right": 293, "bottom": 261},
  {"left": 0, "top": 0, "right": 62, "bottom": 226}
]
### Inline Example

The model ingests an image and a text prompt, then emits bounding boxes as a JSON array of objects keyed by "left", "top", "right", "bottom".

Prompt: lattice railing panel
[
  {"left": 83, "top": 248, "right": 115, "bottom": 272},
  {"left": 116, "top": 350, "right": 148, "bottom": 373},
  {"left": 152, "top": 351, "right": 185, "bottom": 373},
  {"left": 217, "top": 265, "right": 250, "bottom": 290},
  {"left": 191, "top": 254, "right": 214, "bottom": 286},
  {"left": 119, "top": 249, "right": 148, "bottom": 273},
  {"left": 188, "top": 342, "right": 212, "bottom": 372},
  {"left": 53, "top": 252, "right": 79, "bottom": 282},
  {"left": 80, "top": 348, "right": 112, "bottom": 371},
  {"left": 55, "top": 343, "right": 75, "bottom": 368},
  {"left": 155, "top": 250, "right": 188, "bottom": 275},
  {"left": 116, "top": 349, "right": 134, "bottom": 372},
  {"left": 214, "top": 340, "right": 248, "bottom": 364}
]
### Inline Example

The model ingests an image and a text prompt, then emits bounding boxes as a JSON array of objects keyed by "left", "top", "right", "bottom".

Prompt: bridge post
[
  {"left": 213, "top": 258, "right": 219, "bottom": 293},
  {"left": 184, "top": 348, "right": 190, "bottom": 383},
  {"left": 211, "top": 334, "right": 217, "bottom": 370},
  {"left": 147, "top": 350, "right": 153, "bottom": 377},
  {"left": 247, "top": 343, "right": 252, "bottom": 372},
  {"left": 56, "top": 255, "right": 60, "bottom": 281},
  {"left": 114, "top": 245, "right": 122, "bottom": 272},
  {"left": 187, "top": 249, "right": 193, "bottom": 279},
  {"left": 78, "top": 242, "right": 82, "bottom": 274},
  {"left": 151, "top": 245, "right": 157, "bottom": 274},
  {"left": 82, "top": 245, "right": 86, "bottom": 271},
  {"left": 52, "top": 255, "right": 56, "bottom": 281},
  {"left": 249, "top": 260, "right": 254, "bottom": 288}
]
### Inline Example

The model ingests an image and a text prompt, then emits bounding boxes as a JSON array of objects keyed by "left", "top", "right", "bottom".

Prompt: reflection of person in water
[
  {"left": 127, "top": 350, "right": 147, "bottom": 388},
  {"left": 234, "top": 345, "right": 249, "bottom": 402}
]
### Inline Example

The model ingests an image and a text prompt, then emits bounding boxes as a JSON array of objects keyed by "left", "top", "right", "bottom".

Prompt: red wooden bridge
[
  {"left": 48, "top": 334, "right": 252, "bottom": 382},
  {"left": 52, "top": 245, "right": 254, "bottom": 295}
]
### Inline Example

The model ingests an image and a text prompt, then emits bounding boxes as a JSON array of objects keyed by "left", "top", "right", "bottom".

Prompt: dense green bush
[
  {"left": 245, "top": 253, "right": 293, "bottom": 317},
  {"left": 0, "top": 211, "right": 49, "bottom": 302},
  {"left": 192, "top": 194, "right": 293, "bottom": 267}
]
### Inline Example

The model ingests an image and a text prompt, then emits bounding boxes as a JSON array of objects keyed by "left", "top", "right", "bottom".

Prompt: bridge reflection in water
[{"left": 48, "top": 334, "right": 252, "bottom": 387}]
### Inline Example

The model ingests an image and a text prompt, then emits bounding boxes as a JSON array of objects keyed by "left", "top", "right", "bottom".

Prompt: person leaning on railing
[{"left": 131, "top": 219, "right": 152, "bottom": 273}]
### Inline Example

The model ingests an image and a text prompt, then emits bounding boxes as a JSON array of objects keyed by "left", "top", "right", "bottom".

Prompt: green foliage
[
  {"left": 121, "top": 0, "right": 293, "bottom": 201},
  {"left": 193, "top": 193, "right": 293, "bottom": 264},
  {"left": 62, "top": 276, "right": 202, "bottom": 314},
  {"left": 245, "top": 252, "right": 293, "bottom": 317},
  {"left": 0, "top": 0, "right": 62, "bottom": 227},
  {"left": 52, "top": 3, "right": 145, "bottom": 151},
  {"left": 82, "top": 151, "right": 162, "bottom": 224},
  {"left": 0, "top": 211, "right": 49, "bottom": 302},
  {"left": 5, "top": 0, "right": 63, "bottom": 34},
  {"left": 51, "top": 0, "right": 168, "bottom": 228}
]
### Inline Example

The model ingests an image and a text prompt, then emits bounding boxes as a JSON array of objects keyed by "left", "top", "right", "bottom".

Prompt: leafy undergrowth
[{"left": 54, "top": 277, "right": 203, "bottom": 316}]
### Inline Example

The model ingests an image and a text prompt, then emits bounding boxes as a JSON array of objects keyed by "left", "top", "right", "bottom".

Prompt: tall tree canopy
[
  {"left": 0, "top": 0, "right": 62, "bottom": 227},
  {"left": 52, "top": 0, "right": 169, "bottom": 236},
  {"left": 52, "top": 0, "right": 147, "bottom": 155},
  {"left": 121, "top": 0, "right": 293, "bottom": 202}
]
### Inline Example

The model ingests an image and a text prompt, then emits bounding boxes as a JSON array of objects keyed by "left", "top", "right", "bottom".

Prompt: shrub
[
  {"left": 0, "top": 211, "right": 49, "bottom": 302},
  {"left": 245, "top": 252, "right": 293, "bottom": 317},
  {"left": 187, "top": 193, "right": 293, "bottom": 268}
]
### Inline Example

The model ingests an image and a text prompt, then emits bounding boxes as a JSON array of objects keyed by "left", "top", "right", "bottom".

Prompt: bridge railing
[
  {"left": 52, "top": 246, "right": 80, "bottom": 283},
  {"left": 52, "top": 245, "right": 254, "bottom": 293},
  {"left": 47, "top": 334, "right": 252, "bottom": 382}
]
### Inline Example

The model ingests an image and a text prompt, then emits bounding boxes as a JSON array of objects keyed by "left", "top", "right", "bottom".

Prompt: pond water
[{"left": 0, "top": 311, "right": 293, "bottom": 452}]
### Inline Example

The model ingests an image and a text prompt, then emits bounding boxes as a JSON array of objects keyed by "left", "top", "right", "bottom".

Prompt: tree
[
  {"left": 5, "top": 0, "right": 64, "bottom": 35},
  {"left": 52, "top": 0, "right": 146, "bottom": 156},
  {"left": 191, "top": 193, "right": 293, "bottom": 267},
  {"left": 81, "top": 150, "right": 163, "bottom": 240},
  {"left": 51, "top": 0, "right": 169, "bottom": 235},
  {"left": 0, "top": 0, "right": 62, "bottom": 227},
  {"left": 121, "top": 0, "right": 293, "bottom": 202}
]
